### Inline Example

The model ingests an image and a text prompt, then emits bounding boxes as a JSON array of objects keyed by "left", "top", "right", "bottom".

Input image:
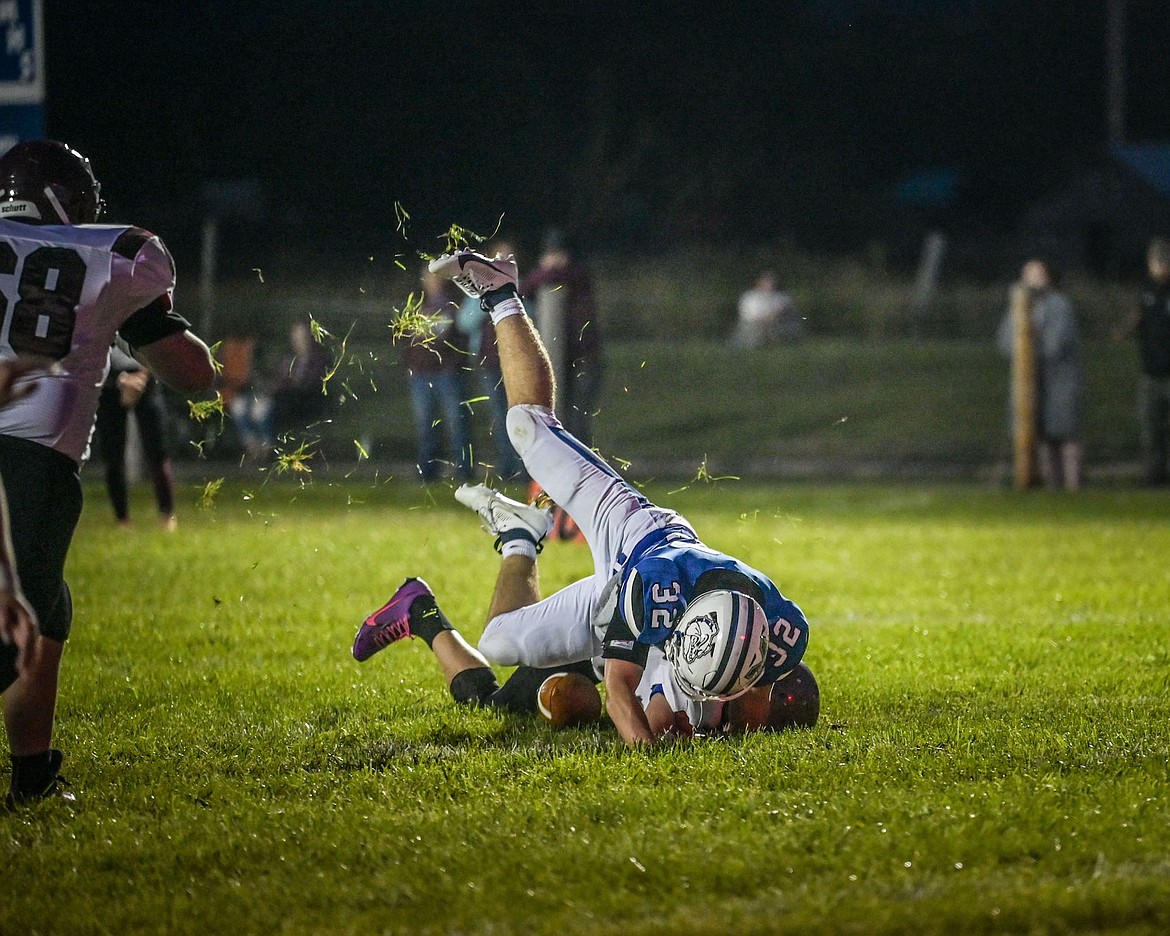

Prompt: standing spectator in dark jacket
[
  {"left": 1117, "top": 238, "right": 1170, "bottom": 485},
  {"left": 521, "top": 231, "right": 601, "bottom": 444},
  {"left": 95, "top": 347, "right": 179, "bottom": 530},
  {"left": 400, "top": 270, "right": 472, "bottom": 484}
]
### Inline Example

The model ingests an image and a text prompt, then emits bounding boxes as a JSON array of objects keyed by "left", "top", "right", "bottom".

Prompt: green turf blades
[{"left": 3, "top": 479, "right": 1168, "bottom": 935}]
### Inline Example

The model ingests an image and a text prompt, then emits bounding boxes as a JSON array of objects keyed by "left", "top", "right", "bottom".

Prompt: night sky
[{"left": 41, "top": 1, "right": 1170, "bottom": 260}]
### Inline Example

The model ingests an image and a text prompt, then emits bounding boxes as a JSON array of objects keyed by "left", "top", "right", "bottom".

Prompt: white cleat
[
  {"left": 455, "top": 482, "right": 552, "bottom": 548},
  {"left": 428, "top": 250, "right": 519, "bottom": 299}
]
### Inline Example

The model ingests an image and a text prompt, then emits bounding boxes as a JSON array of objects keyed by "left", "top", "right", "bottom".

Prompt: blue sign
[{"left": 0, "top": 0, "right": 43, "bottom": 154}]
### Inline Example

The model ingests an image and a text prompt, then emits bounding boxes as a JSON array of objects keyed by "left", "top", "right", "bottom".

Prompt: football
[{"left": 536, "top": 672, "right": 602, "bottom": 728}]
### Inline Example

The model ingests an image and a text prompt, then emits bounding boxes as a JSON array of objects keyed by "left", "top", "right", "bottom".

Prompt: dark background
[{"left": 41, "top": 1, "right": 1170, "bottom": 271}]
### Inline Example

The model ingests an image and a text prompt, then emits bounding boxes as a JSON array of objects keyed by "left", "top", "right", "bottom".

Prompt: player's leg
[
  {"left": 351, "top": 577, "right": 501, "bottom": 706},
  {"left": 493, "top": 311, "right": 555, "bottom": 410},
  {"left": 487, "top": 659, "right": 599, "bottom": 715},
  {"left": 133, "top": 385, "right": 178, "bottom": 525},
  {"left": 0, "top": 437, "right": 81, "bottom": 805},
  {"left": 487, "top": 554, "right": 540, "bottom": 624},
  {"left": 505, "top": 404, "right": 691, "bottom": 580},
  {"left": 427, "top": 252, "right": 553, "bottom": 412},
  {"left": 432, "top": 251, "right": 689, "bottom": 577},
  {"left": 478, "top": 575, "right": 600, "bottom": 668},
  {"left": 95, "top": 385, "right": 130, "bottom": 523},
  {"left": 3, "top": 636, "right": 62, "bottom": 755}
]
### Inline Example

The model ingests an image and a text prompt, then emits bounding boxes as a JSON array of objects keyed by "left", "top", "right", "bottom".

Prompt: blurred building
[{"left": 1020, "top": 143, "right": 1170, "bottom": 277}]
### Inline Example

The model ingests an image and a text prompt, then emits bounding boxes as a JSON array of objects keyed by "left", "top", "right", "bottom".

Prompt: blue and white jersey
[{"left": 602, "top": 525, "right": 808, "bottom": 684}]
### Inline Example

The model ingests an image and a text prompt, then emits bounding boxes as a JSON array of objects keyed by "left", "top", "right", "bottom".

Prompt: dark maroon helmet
[
  {"left": 0, "top": 140, "right": 102, "bottom": 224},
  {"left": 765, "top": 661, "right": 820, "bottom": 730}
]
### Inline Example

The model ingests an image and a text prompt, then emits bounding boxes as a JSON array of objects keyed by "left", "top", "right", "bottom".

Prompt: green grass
[
  {"left": 5, "top": 477, "right": 1170, "bottom": 935},
  {"left": 213, "top": 337, "right": 1145, "bottom": 474}
]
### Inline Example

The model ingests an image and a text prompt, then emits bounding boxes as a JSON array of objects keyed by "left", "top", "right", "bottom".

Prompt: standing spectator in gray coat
[{"left": 997, "top": 258, "right": 1083, "bottom": 491}]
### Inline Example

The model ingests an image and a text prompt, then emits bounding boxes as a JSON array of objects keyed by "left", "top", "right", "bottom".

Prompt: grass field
[
  {"left": 4, "top": 476, "right": 1170, "bottom": 935},
  {"left": 195, "top": 337, "right": 1146, "bottom": 474}
]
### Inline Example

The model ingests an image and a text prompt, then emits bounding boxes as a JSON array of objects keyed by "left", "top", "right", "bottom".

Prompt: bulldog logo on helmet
[{"left": 673, "top": 612, "right": 719, "bottom": 665}]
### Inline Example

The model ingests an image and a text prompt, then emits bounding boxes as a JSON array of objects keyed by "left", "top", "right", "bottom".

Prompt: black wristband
[{"left": 480, "top": 283, "right": 520, "bottom": 312}]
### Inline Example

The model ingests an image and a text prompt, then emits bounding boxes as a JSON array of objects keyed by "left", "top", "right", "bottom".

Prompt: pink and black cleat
[{"left": 352, "top": 577, "right": 434, "bottom": 662}]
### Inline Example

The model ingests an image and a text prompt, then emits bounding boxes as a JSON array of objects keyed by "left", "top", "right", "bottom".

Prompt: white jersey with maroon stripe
[{"left": 0, "top": 220, "right": 178, "bottom": 463}]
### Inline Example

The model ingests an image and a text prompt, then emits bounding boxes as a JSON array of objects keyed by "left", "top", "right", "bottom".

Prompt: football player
[
  {"left": 356, "top": 248, "right": 809, "bottom": 746},
  {"left": 352, "top": 578, "right": 819, "bottom": 739},
  {"left": 0, "top": 141, "right": 215, "bottom": 806}
]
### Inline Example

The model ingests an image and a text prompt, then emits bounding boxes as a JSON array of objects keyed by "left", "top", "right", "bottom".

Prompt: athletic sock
[
  {"left": 481, "top": 285, "right": 525, "bottom": 325},
  {"left": 500, "top": 537, "right": 538, "bottom": 561},
  {"left": 408, "top": 595, "right": 454, "bottom": 648}
]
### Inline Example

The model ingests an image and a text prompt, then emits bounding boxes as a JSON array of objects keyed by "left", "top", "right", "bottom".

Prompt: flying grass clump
[
  {"left": 273, "top": 440, "right": 316, "bottom": 475},
  {"left": 189, "top": 393, "right": 225, "bottom": 424},
  {"left": 668, "top": 455, "right": 740, "bottom": 495},
  {"left": 208, "top": 340, "right": 224, "bottom": 376},
  {"left": 390, "top": 291, "right": 441, "bottom": 344},
  {"left": 427, "top": 217, "right": 506, "bottom": 260},
  {"left": 198, "top": 477, "right": 224, "bottom": 510},
  {"left": 308, "top": 316, "right": 354, "bottom": 397}
]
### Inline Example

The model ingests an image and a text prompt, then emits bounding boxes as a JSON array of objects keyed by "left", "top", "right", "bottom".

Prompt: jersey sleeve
[
  {"left": 111, "top": 228, "right": 192, "bottom": 349},
  {"left": 618, "top": 557, "right": 687, "bottom": 647},
  {"left": 600, "top": 614, "right": 650, "bottom": 666}
]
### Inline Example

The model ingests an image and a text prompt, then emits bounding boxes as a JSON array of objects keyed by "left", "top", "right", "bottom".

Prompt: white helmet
[{"left": 664, "top": 590, "right": 769, "bottom": 701}]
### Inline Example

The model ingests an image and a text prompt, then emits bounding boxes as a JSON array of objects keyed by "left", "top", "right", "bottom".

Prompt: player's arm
[
  {"left": 114, "top": 231, "right": 215, "bottom": 394},
  {"left": 134, "top": 330, "right": 214, "bottom": 394},
  {"left": 643, "top": 688, "right": 694, "bottom": 741},
  {"left": 604, "top": 658, "right": 657, "bottom": 747}
]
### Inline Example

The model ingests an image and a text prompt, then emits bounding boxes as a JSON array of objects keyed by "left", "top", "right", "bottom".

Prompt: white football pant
[{"left": 477, "top": 404, "right": 691, "bottom": 669}]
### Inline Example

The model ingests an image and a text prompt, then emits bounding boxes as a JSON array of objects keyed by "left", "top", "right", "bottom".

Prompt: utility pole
[{"left": 1106, "top": 0, "right": 1126, "bottom": 148}]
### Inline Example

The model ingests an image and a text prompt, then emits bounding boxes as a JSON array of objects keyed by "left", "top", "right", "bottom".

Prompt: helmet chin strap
[{"left": 41, "top": 184, "right": 71, "bottom": 223}]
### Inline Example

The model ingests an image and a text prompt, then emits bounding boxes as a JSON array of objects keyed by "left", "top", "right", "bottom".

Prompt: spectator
[
  {"left": 521, "top": 230, "right": 601, "bottom": 444},
  {"left": 729, "top": 270, "right": 802, "bottom": 348},
  {"left": 94, "top": 347, "right": 178, "bottom": 530},
  {"left": 271, "top": 320, "right": 331, "bottom": 434},
  {"left": 1116, "top": 238, "right": 1170, "bottom": 486},
  {"left": 400, "top": 270, "right": 473, "bottom": 484},
  {"left": 458, "top": 240, "right": 524, "bottom": 482},
  {"left": 996, "top": 258, "right": 1083, "bottom": 492},
  {"left": 225, "top": 321, "right": 330, "bottom": 457}
]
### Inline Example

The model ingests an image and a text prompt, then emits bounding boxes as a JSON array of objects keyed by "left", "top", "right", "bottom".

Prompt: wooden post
[{"left": 1010, "top": 284, "right": 1037, "bottom": 490}]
